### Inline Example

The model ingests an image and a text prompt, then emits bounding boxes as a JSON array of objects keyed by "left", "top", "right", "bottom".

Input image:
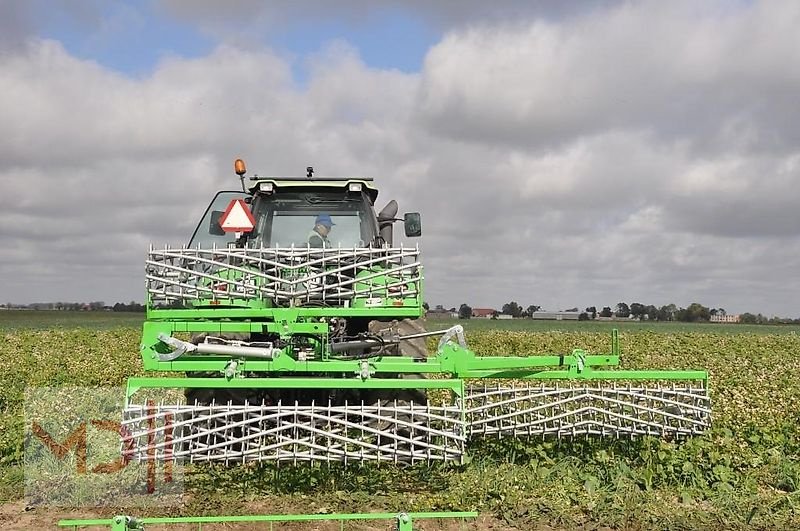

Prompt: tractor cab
[
  {"left": 188, "top": 162, "right": 421, "bottom": 249},
  {"left": 189, "top": 188, "right": 379, "bottom": 249}
]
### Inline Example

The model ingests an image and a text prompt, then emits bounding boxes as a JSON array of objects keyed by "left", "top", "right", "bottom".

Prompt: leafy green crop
[{"left": 1, "top": 326, "right": 798, "bottom": 529}]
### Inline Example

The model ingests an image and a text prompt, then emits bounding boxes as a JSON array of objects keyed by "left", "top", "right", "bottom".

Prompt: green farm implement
[
  {"left": 59, "top": 511, "right": 479, "bottom": 530},
  {"left": 122, "top": 160, "right": 710, "bottom": 465}
]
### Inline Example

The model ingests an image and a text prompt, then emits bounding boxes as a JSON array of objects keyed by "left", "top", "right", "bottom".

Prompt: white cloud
[
  {"left": 2, "top": 1, "right": 800, "bottom": 316},
  {"left": 416, "top": 1, "right": 800, "bottom": 152}
]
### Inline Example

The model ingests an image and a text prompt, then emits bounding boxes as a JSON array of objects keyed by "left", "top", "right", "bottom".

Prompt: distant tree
[
  {"left": 585, "top": 306, "right": 597, "bottom": 319},
  {"left": 578, "top": 312, "right": 589, "bottom": 321},
  {"left": 599, "top": 306, "right": 613, "bottom": 318},
  {"left": 458, "top": 303, "right": 472, "bottom": 319},
  {"left": 526, "top": 305, "right": 541, "bottom": 317},
  {"left": 644, "top": 305, "right": 658, "bottom": 320},
  {"left": 674, "top": 303, "right": 710, "bottom": 322},
  {"left": 657, "top": 304, "right": 677, "bottom": 321},
  {"left": 739, "top": 312, "right": 757, "bottom": 324},
  {"left": 615, "top": 302, "right": 630, "bottom": 318},
  {"left": 630, "top": 303, "right": 646, "bottom": 320},
  {"left": 501, "top": 301, "right": 523, "bottom": 318},
  {"left": 112, "top": 301, "right": 145, "bottom": 312},
  {"left": 423, "top": 302, "right": 430, "bottom": 311},
  {"left": 686, "top": 303, "right": 711, "bottom": 322}
]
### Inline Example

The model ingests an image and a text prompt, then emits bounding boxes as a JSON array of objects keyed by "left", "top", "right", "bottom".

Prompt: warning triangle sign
[{"left": 219, "top": 199, "right": 256, "bottom": 233}]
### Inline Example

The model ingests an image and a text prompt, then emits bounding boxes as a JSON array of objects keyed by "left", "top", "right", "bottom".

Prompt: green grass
[
  {"left": 0, "top": 310, "right": 144, "bottom": 330},
  {"left": 429, "top": 316, "right": 800, "bottom": 335},
  {"left": 2, "top": 323, "right": 799, "bottom": 529}
]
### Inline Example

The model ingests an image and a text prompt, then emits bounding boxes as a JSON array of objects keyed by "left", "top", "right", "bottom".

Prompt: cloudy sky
[{"left": 1, "top": 0, "right": 799, "bottom": 316}]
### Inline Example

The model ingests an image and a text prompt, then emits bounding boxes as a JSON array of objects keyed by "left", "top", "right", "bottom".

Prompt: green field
[
  {"left": 1, "top": 312, "right": 799, "bottom": 529},
  {"left": 428, "top": 316, "right": 800, "bottom": 335},
  {"left": 0, "top": 310, "right": 144, "bottom": 330},
  {"left": 3, "top": 310, "right": 800, "bottom": 335}
]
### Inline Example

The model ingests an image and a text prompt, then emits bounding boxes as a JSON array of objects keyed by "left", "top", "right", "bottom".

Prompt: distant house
[
  {"left": 710, "top": 314, "right": 740, "bottom": 323},
  {"left": 531, "top": 311, "right": 581, "bottom": 321},
  {"left": 472, "top": 308, "right": 496, "bottom": 319}
]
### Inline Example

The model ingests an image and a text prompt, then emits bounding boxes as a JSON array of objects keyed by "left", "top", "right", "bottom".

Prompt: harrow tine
[
  {"left": 464, "top": 382, "right": 710, "bottom": 439},
  {"left": 123, "top": 400, "right": 466, "bottom": 464},
  {"left": 124, "top": 379, "right": 710, "bottom": 464}
]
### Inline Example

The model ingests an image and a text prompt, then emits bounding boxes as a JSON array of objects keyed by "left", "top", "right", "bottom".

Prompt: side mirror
[
  {"left": 209, "top": 211, "right": 225, "bottom": 236},
  {"left": 404, "top": 212, "right": 422, "bottom": 237}
]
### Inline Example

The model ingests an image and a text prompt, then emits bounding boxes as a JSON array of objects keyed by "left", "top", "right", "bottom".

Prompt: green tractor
[{"left": 123, "top": 160, "right": 711, "bottom": 465}]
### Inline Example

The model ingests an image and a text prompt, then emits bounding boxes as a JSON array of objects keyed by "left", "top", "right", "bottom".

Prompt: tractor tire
[
  {"left": 367, "top": 318, "right": 429, "bottom": 359},
  {"left": 366, "top": 318, "right": 428, "bottom": 405}
]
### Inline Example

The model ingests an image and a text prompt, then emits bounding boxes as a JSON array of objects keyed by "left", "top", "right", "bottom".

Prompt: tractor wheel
[
  {"left": 367, "top": 318, "right": 428, "bottom": 359},
  {"left": 366, "top": 318, "right": 428, "bottom": 405}
]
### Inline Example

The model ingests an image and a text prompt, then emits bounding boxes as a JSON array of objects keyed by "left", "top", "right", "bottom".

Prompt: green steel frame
[
  {"left": 132, "top": 327, "right": 708, "bottom": 402},
  {"left": 59, "top": 511, "right": 479, "bottom": 530}
]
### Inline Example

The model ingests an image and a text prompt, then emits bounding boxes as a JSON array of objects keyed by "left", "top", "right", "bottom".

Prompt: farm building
[
  {"left": 710, "top": 314, "right": 741, "bottom": 323},
  {"left": 471, "top": 308, "right": 497, "bottom": 318}
]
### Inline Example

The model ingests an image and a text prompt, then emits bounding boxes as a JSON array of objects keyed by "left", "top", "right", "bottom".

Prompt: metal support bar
[
  {"left": 126, "top": 376, "right": 466, "bottom": 400},
  {"left": 398, "top": 329, "right": 454, "bottom": 340},
  {"left": 59, "top": 511, "right": 479, "bottom": 529},
  {"left": 157, "top": 333, "right": 276, "bottom": 361},
  {"left": 464, "top": 368, "right": 709, "bottom": 381}
]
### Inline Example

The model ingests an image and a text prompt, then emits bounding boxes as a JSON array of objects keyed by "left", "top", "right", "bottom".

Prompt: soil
[{"left": 0, "top": 499, "right": 531, "bottom": 531}]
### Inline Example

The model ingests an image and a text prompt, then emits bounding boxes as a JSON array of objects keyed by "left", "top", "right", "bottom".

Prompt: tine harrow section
[
  {"left": 464, "top": 383, "right": 711, "bottom": 438},
  {"left": 146, "top": 245, "right": 421, "bottom": 306},
  {"left": 122, "top": 384, "right": 710, "bottom": 465},
  {"left": 122, "top": 401, "right": 465, "bottom": 465}
]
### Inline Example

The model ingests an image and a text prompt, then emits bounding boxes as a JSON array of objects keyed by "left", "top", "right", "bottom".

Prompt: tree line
[
  {"left": 428, "top": 301, "right": 800, "bottom": 324},
  {"left": 2, "top": 301, "right": 146, "bottom": 312}
]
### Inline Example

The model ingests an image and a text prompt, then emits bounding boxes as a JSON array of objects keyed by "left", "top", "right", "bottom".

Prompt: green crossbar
[
  {"left": 136, "top": 323, "right": 708, "bottom": 386},
  {"left": 58, "top": 511, "right": 479, "bottom": 530}
]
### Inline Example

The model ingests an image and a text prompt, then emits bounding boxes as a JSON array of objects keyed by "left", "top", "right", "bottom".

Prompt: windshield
[
  {"left": 251, "top": 191, "right": 377, "bottom": 247},
  {"left": 188, "top": 190, "right": 378, "bottom": 248},
  {"left": 188, "top": 191, "right": 245, "bottom": 248}
]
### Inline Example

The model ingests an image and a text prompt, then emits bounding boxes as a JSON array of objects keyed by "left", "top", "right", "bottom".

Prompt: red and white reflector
[{"left": 218, "top": 199, "right": 256, "bottom": 233}]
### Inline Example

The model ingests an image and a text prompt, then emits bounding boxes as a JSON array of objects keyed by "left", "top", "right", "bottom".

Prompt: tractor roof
[{"left": 247, "top": 176, "right": 379, "bottom": 202}]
